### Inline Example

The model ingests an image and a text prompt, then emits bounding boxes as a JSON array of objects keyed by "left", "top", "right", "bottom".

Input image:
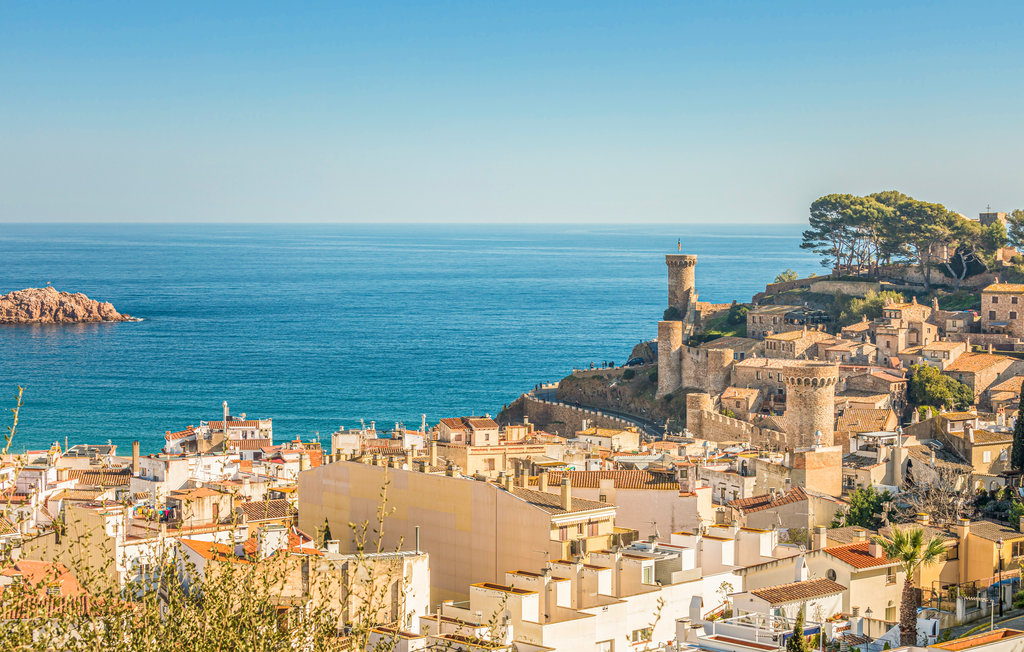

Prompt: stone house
[
  {"left": 935, "top": 412, "right": 1014, "bottom": 483},
  {"left": 944, "top": 353, "right": 1023, "bottom": 407},
  {"left": 721, "top": 387, "right": 763, "bottom": 420},
  {"left": 823, "top": 339, "right": 877, "bottom": 365},
  {"left": 764, "top": 328, "right": 833, "bottom": 360},
  {"left": 898, "top": 340, "right": 968, "bottom": 371},
  {"left": 981, "top": 283, "right": 1024, "bottom": 338},
  {"left": 834, "top": 408, "right": 898, "bottom": 452},
  {"left": 987, "top": 376, "right": 1024, "bottom": 412},
  {"left": 747, "top": 304, "right": 801, "bottom": 340}
]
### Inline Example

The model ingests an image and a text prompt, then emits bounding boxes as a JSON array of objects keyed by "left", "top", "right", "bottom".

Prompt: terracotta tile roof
[
  {"left": 240, "top": 499, "right": 297, "bottom": 522},
  {"left": 178, "top": 538, "right": 249, "bottom": 563},
  {"left": 933, "top": 628, "right": 1024, "bottom": 651},
  {"left": 923, "top": 341, "right": 966, "bottom": 352},
  {"left": 439, "top": 417, "right": 468, "bottom": 430},
  {"left": 169, "top": 487, "right": 225, "bottom": 500},
  {"left": 946, "top": 353, "right": 1014, "bottom": 374},
  {"left": 750, "top": 578, "right": 846, "bottom": 605},
  {"left": 826, "top": 526, "right": 876, "bottom": 544},
  {"left": 208, "top": 420, "right": 266, "bottom": 429},
  {"left": 879, "top": 524, "right": 957, "bottom": 542},
  {"left": 529, "top": 470, "right": 678, "bottom": 490},
  {"left": 66, "top": 468, "right": 131, "bottom": 487},
  {"left": 0, "top": 560, "right": 84, "bottom": 596},
  {"left": 510, "top": 488, "right": 611, "bottom": 515},
  {"left": 965, "top": 519, "right": 1024, "bottom": 542},
  {"left": 835, "top": 408, "right": 895, "bottom": 433},
  {"left": 728, "top": 486, "right": 807, "bottom": 513},
  {"left": 0, "top": 595, "right": 108, "bottom": 619},
  {"left": 869, "top": 371, "right": 906, "bottom": 383},
  {"left": 991, "top": 376, "right": 1024, "bottom": 394},
  {"left": 942, "top": 411, "right": 979, "bottom": 421},
  {"left": 723, "top": 387, "right": 761, "bottom": 401},
  {"left": 165, "top": 425, "right": 196, "bottom": 440},
  {"left": 226, "top": 438, "right": 273, "bottom": 451},
  {"left": 52, "top": 489, "right": 103, "bottom": 502},
  {"left": 823, "top": 541, "right": 897, "bottom": 568},
  {"left": 970, "top": 429, "right": 1013, "bottom": 444},
  {"left": 983, "top": 283, "right": 1024, "bottom": 294},
  {"left": 467, "top": 418, "right": 499, "bottom": 430}
]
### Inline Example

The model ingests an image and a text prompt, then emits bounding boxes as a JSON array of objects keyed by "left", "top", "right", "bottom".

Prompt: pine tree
[
  {"left": 1012, "top": 392, "right": 1024, "bottom": 474},
  {"left": 787, "top": 604, "right": 809, "bottom": 652}
]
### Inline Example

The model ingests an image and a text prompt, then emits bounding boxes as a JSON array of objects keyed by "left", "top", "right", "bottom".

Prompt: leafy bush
[
  {"left": 647, "top": 369, "right": 658, "bottom": 384},
  {"left": 775, "top": 269, "right": 799, "bottom": 283},
  {"left": 908, "top": 364, "right": 974, "bottom": 410},
  {"left": 622, "top": 369, "right": 636, "bottom": 380},
  {"left": 663, "top": 306, "right": 683, "bottom": 321}
]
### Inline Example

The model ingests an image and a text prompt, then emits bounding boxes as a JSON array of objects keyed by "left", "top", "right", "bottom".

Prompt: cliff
[{"left": 0, "top": 287, "right": 133, "bottom": 324}]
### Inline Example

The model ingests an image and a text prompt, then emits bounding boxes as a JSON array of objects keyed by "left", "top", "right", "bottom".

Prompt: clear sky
[{"left": 2, "top": 1, "right": 1022, "bottom": 224}]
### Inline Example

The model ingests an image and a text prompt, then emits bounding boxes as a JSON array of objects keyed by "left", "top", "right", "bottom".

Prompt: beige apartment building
[{"left": 297, "top": 461, "right": 632, "bottom": 602}]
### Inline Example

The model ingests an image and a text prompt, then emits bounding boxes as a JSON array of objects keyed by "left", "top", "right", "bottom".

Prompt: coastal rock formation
[{"left": 0, "top": 287, "right": 132, "bottom": 324}]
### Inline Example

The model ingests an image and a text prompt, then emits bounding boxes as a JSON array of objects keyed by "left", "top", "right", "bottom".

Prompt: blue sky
[{"left": 2, "top": 2, "right": 1021, "bottom": 223}]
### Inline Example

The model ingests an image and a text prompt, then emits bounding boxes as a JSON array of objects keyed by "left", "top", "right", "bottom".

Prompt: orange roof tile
[
  {"left": 729, "top": 487, "right": 807, "bottom": 513},
  {"left": 824, "top": 541, "right": 897, "bottom": 569}
]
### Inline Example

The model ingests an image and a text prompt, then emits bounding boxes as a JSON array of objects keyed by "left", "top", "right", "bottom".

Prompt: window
[
  {"left": 886, "top": 566, "right": 896, "bottom": 585},
  {"left": 990, "top": 311, "right": 997, "bottom": 320},
  {"left": 596, "top": 641, "right": 614, "bottom": 652},
  {"left": 885, "top": 602, "right": 897, "bottom": 621},
  {"left": 1013, "top": 541, "right": 1024, "bottom": 558},
  {"left": 1014, "top": 297, "right": 1020, "bottom": 305},
  {"left": 984, "top": 451, "right": 992, "bottom": 463},
  {"left": 485, "top": 458, "right": 495, "bottom": 471},
  {"left": 1012, "top": 312, "right": 1019, "bottom": 320},
  {"left": 642, "top": 566, "right": 653, "bottom": 584},
  {"left": 588, "top": 521, "right": 599, "bottom": 536},
  {"left": 946, "top": 544, "right": 959, "bottom": 560},
  {"left": 558, "top": 526, "right": 568, "bottom": 541},
  {"left": 993, "top": 296, "right": 999, "bottom": 304},
  {"left": 630, "top": 627, "right": 652, "bottom": 643}
]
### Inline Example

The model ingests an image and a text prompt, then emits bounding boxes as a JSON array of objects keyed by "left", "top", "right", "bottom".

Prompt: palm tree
[{"left": 872, "top": 526, "right": 948, "bottom": 646}]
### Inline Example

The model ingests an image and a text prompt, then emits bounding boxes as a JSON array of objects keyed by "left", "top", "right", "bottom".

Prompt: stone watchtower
[
  {"left": 782, "top": 362, "right": 839, "bottom": 448},
  {"left": 666, "top": 254, "right": 698, "bottom": 320}
]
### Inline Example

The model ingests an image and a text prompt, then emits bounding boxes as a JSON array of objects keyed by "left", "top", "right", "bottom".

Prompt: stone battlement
[
  {"left": 782, "top": 363, "right": 839, "bottom": 387},
  {"left": 665, "top": 254, "right": 698, "bottom": 268}
]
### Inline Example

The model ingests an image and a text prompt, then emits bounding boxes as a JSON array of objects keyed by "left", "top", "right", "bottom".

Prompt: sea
[{"left": 0, "top": 223, "right": 820, "bottom": 454}]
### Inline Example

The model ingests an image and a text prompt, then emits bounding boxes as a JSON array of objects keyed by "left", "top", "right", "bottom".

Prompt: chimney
[
  {"left": 795, "top": 555, "right": 809, "bottom": 581},
  {"left": 539, "top": 470, "right": 549, "bottom": 492},
  {"left": 429, "top": 441, "right": 438, "bottom": 467},
  {"left": 854, "top": 529, "right": 867, "bottom": 542},
  {"left": 916, "top": 513, "right": 930, "bottom": 526},
  {"left": 988, "top": 343, "right": 994, "bottom": 354},
  {"left": 299, "top": 451, "right": 310, "bottom": 472},
  {"left": 405, "top": 449, "right": 413, "bottom": 470},
  {"left": 223, "top": 401, "right": 229, "bottom": 426},
  {"left": 813, "top": 526, "right": 827, "bottom": 551},
  {"left": 932, "top": 297, "right": 940, "bottom": 311},
  {"left": 560, "top": 477, "right": 572, "bottom": 512},
  {"left": 518, "top": 468, "right": 528, "bottom": 488},
  {"left": 868, "top": 540, "right": 884, "bottom": 558},
  {"left": 132, "top": 440, "right": 140, "bottom": 476}
]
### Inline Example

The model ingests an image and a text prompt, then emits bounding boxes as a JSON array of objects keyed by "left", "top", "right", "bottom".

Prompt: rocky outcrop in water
[{"left": 0, "top": 287, "right": 133, "bottom": 324}]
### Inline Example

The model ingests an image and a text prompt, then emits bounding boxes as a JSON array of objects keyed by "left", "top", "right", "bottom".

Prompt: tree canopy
[
  {"left": 831, "top": 485, "right": 894, "bottom": 528},
  {"left": 802, "top": 191, "right": 1007, "bottom": 290},
  {"left": 907, "top": 364, "right": 974, "bottom": 411}
]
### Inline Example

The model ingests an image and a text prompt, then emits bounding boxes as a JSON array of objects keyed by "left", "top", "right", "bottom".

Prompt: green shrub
[
  {"left": 647, "top": 369, "right": 658, "bottom": 384},
  {"left": 622, "top": 369, "right": 636, "bottom": 380}
]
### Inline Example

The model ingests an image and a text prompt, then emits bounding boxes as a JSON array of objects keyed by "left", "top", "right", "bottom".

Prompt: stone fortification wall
[
  {"left": 501, "top": 394, "right": 636, "bottom": 438},
  {"left": 753, "top": 275, "right": 824, "bottom": 303},
  {"left": 681, "top": 346, "right": 733, "bottom": 395},
  {"left": 809, "top": 279, "right": 881, "bottom": 297},
  {"left": 685, "top": 392, "right": 786, "bottom": 448}
]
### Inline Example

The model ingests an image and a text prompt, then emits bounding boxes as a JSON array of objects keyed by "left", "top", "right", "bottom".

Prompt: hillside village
[{"left": 8, "top": 213, "right": 1024, "bottom": 650}]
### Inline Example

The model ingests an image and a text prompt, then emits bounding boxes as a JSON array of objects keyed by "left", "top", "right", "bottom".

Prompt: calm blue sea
[{"left": 0, "top": 224, "right": 819, "bottom": 454}]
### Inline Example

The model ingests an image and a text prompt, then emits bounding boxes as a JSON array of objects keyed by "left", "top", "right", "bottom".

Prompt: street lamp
[{"left": 996, "top": 538, "right": 1005, "bottom": 617}]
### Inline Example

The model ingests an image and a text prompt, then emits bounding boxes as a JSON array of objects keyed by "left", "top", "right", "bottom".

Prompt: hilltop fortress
[{"left": 656, "top": 253, "right": 838, "bottom": 450}]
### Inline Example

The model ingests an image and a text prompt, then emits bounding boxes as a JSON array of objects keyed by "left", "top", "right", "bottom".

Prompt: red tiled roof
[
  {"left": 240, "top": 499, "right": 297, "bottom": 522},
  {"left": 178, "top": 539, "right": 249, "bottom": 564},
  {"left": 729, "top": 487, "right": 807, "bottom": 513},
  {"left": 530, "top": 470, "right": 678, "bottom": 491},
  {"left": 226, "top": 438, "right": 273, "bottom": 451},
  {"left": 66, "top": 468, "right": 131, "bottom": 487},
  {"left": 824, "top": 541, "right": 897, "bottom": 569},
  {"left": 208, "top": 420, "right": 265, "bottom": 429},
  {"left": 750, "top": 578, "right": 845, "bottom": 605},
  {"left": 165, "top": 425, "right": 196, "bottom": 441}
]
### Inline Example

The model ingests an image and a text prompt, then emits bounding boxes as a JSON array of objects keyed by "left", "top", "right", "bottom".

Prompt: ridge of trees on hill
[{"left": 801, "top": 191, "right": 1016, "bottom": 292}]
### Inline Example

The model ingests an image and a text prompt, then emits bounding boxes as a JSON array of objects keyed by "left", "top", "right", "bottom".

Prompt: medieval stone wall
[{"left": 501, "top": 394, "right": 636, "bottom": 438}]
